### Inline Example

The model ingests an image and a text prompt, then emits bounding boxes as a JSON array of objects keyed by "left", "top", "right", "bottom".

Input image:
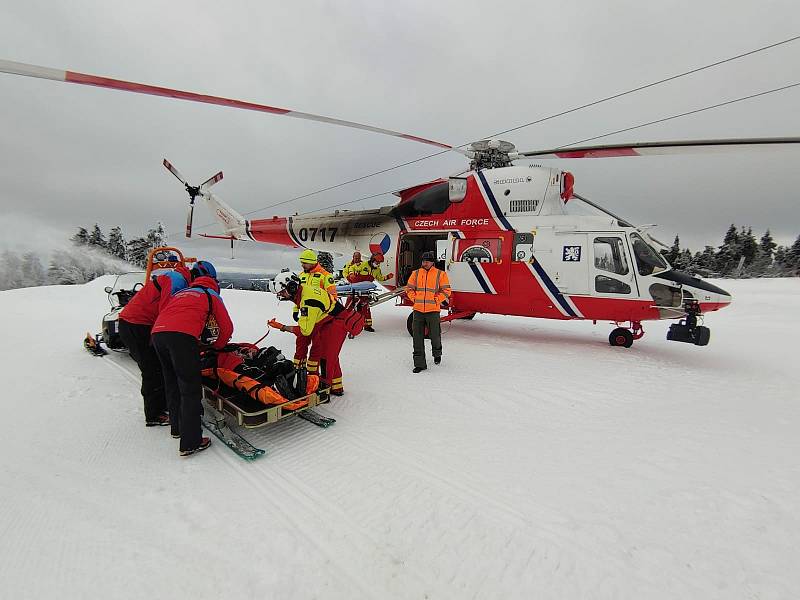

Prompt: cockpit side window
[
  {"left": 593, "top": 237, "right": 629, "bottom": 275},
  {"left": 630, "top": 233, "right": 667, "bottom": 276}
]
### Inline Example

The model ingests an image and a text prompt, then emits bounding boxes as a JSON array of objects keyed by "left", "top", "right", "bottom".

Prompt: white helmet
[{"left": 268, "top": 270, "right": 300, "bottom": 296}]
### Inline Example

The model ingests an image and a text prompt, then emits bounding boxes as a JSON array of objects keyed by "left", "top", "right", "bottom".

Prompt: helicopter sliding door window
[
  {"left": 454, "top": 238, "right": 502, "bottom": 263},
  {"left": 630, "top": 233, "right": 668, "bottom": 276},
  {"left": 593, "top": 237, "right": 631, "bottom": 294}
]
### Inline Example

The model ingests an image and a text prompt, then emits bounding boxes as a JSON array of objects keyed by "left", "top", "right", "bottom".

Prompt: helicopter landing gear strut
[{"left": 608, "top": 321, "right": 644, "bottom": 348}]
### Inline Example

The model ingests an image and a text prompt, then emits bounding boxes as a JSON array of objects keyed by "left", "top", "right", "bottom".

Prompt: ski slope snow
[{"left": 0, "top": 277, "right": 798, "bottom": 599}]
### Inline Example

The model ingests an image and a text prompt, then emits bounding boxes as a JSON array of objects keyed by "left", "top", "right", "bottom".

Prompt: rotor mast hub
[{"left": 469, "top": 139, "right": 517, "bottom": 170}]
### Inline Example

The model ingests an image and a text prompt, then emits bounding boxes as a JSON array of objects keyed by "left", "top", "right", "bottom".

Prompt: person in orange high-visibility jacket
[
  {"left": 406, "top": 251, "right": 451, "bottom": 373},
  {"left": 268, "top": 271, "right": 350, "bottom": 396},
  {"left": 345, "top": 252, "right": 394, "bottom": 332}
]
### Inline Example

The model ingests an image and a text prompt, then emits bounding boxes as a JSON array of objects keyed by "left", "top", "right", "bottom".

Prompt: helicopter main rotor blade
[
  {"left": 0, "top": 59, "right": 456, "bottom": 151},
  {"left": 519, "top": 137, "right": 800, "bottom": 159}
]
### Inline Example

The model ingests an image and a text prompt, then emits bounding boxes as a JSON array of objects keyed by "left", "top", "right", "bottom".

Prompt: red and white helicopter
[{"left": 3, "top": 59, "right": 798, "bottom": 348}]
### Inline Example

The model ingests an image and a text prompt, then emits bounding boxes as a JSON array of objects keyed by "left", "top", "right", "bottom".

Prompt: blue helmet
[{"left": 192, "top": 260, "right": 217, "bottom": 280}]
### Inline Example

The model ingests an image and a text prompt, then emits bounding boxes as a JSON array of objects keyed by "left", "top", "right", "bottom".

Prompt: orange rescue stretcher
[
  {"left": 200, "top": 366, "right": 330, "bottom": 428},
  {"left": 198, "top": 356, "right": 335, "bottom": 460}
]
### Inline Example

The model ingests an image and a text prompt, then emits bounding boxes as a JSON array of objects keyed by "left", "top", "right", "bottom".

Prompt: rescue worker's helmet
[
  {"left": 270, "top": 270, "right": 301, "bottom": 296},
  {"left": 421, "top": 251, "right": 435, "bottom": 263},
  {"left": 191, "top": 260, "right": 217, "bottom": 280},
  {"left": 299, "top": 249, "right": 318, "bottom": 265},
  {"left": 370, "top": 252, "right": 384, "bottom": 264}
]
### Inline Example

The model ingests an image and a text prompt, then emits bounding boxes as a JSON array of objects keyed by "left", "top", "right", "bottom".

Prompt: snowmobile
[{"left": 84, "top": 247, "right": 196, "bottom": 356}]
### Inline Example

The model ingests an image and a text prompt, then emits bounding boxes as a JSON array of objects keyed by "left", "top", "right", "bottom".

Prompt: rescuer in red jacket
[
  {"left": 118, "top": 264, "right": 192, "bottom": 427},
  {"left": 151, "top": 262, "right": 234, "bottom": 456}
]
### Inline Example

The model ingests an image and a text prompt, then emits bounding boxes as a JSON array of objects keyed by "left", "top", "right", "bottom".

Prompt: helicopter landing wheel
[
  {"left": 406, "top": 313, "right": 430, "bottom": 338},
  {"left": 609, "top": 327, "right": 634, "bottom": 348}
]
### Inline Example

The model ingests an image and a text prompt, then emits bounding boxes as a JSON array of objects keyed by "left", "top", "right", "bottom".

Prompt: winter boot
[
  {"left": 180, "top": 437, "right": 211, "bottom": 457},
  {"left": 146, "top": 413, "right": 170, "bottom": 427}
]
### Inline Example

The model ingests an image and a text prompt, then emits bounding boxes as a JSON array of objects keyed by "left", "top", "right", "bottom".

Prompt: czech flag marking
[{"left": 369, "top": 232, "right": 391, "bottom": 255}]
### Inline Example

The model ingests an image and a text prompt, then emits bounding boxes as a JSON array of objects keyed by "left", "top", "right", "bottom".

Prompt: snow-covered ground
[{"left": 1, "top": 277, "right": 798, "bottom": 599}]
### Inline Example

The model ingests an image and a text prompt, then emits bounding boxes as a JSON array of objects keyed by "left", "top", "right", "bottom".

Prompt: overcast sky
[{"left": 1, "top": 0, "right": 799, "bottom": 269}]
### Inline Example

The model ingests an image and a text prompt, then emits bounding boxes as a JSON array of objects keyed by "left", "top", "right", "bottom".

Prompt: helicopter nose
[{"left": 694, "top": 285, "right": 732, "bottom": 312}]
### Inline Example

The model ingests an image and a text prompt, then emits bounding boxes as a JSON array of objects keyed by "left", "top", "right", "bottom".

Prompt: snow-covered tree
[
  {"left": 70, "top": 227, "right": 89, "bottom": 246},
  {"left": 146, "top": 222, "right": 167, "bottom": 250},
  {"left": 88, "top": 224, "right": 107, "bottom": 249},
  {"left": 126, "top": 237, "right": 150, "bottom": 269},
  {"left": 665, "top": 235, "right": 681, "bottom": 265},
  {"left": 739, "top": 227, "right": 758, "bottom": 266},
  {"left": 1, "top": 250, "right": 23, "bottom": 290},
  {"left": 759, "top": 230, "right": 776, "bottom": 259},
  {"left": 107, "top": 226, "right": 126, "bottom": 261},
  {"left": 47, "top": 252, "right": 86, "bottom": 285},
  {"left": 21, "top": 252, "right": 47, "bottom": 287},
  {"left": 716, "top": 224, "right": 742, "bottom": 275}
]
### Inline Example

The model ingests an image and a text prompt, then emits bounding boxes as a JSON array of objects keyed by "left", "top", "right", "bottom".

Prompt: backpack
[
  {"left": 198, "top": 288, "right": 220, "bottom": 346},
  {"left": 340, "top": 308, "right": 365, "bottom": 337}
]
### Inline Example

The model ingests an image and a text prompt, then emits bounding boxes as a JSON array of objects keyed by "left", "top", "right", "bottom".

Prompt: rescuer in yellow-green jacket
[
  {"left": 268, "top": 271, "right": 350, "bottom": 396},
  {"left": 345, "top": 252, "right": 394, "bottom": 332}
]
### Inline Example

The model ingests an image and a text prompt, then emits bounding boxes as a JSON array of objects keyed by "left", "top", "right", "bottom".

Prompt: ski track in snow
[{"left": 1, "top": 277, "right": 799, "bottom": 599}]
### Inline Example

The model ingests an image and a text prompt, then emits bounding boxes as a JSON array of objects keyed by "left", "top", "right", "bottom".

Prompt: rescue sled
[
  {"left": 199, "top": 376, "right": 334, "bottom": 460},
  {"left": 197, "top": 342, "right": 336, "bottom": 459}
]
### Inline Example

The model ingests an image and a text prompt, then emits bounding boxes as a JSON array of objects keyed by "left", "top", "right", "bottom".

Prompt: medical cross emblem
[{"left": 563, "top": 246, "right": 581, "bottom": 262}]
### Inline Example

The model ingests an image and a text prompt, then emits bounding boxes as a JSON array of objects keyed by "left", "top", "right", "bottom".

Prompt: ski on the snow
[
  {"left": 298, "top": 409, "right": 336, "bottom": 428},
  {"left": 201, "top": 412, "right": 266, "bottom": 460}
]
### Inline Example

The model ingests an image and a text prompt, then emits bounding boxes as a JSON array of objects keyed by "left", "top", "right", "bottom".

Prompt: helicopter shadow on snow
[{"left": 438, "top": 317, "right": 748, "bottom": 374}]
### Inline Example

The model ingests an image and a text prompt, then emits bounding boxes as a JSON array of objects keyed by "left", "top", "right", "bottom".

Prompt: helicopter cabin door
[
  {"left": 444, "top": 232, "right": 510, "bottom": 295},
  {"left": 589, "top": 234, "right": 638, "bottom": 297}
]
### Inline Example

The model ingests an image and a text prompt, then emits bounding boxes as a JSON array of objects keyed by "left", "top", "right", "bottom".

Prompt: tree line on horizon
[
  {"left": 1, "top": 222, "right": 798, "bottom": 292},
  {"left": 0, "top": 222, "right": 168, "bottom": 291},
  {"left": 661, "top": 225, "right": 800, "bottom": 278},
  {"left": 69, "top": 222, "right": 168, "bottom": 268}
]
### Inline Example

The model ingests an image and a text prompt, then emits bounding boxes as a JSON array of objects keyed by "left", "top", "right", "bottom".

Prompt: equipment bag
[{"left": 340, "top": 308, "right": 365, "bottom": 337}]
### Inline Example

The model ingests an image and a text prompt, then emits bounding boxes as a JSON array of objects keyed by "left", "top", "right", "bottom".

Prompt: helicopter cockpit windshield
[{"left": 630, "top": 232, "right": 668, "bottom": 276}]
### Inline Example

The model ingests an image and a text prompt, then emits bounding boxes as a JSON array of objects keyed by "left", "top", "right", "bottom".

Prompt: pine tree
[
  {"left": 146, "top": 222, "right": 167, "bottom": 250},
  {"left": 739, "top": 227, "right": 758, "bottom": 265},
  {"left": 126, "top": 237, "right": 150, "bottom": 269},
  {"left": 773, "top": 246, "right": 789, "bottom": 275},
  {"left": 666, "top": 235, "right": 680, "bottom": 264},
  {"left": 21, "top": 252, "right": 47, "bottom": 287},
  {"left": 716, "top": 224, "right": 741, "bottom": 275},
  {"left": 759, "top": 230, "right": 776, "bottom": 259},
  {"left": 676, "top": 248, "right": 693, "bottom": 271},
  {"left": 88, "top": 224, "right": 107, "bottom": 249},
  {"left": 71, "top": 227, "right": 89, "bottom": 246},
  {"left": 107, "top": 226, "right": 126, "bottom": 261},
  {"left": 47, "top": 253, "right": 85, "bottom": 285},
  {"left": 723, "top": 224, "right": 739, "bottom": 246},
  {"left": 788, "top": 235, "right": 800, "bottom": 274}
]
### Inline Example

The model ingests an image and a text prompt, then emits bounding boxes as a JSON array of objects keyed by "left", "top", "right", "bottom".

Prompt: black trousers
[
  {"left": 119, "top": 319, "right": 166, "bottom": 421},
  {"left": 152, "top": 331, "right": 203, "bottom": 452},
  {"left": 412, "top": 310, "right": 442, "bottom": 369}
]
